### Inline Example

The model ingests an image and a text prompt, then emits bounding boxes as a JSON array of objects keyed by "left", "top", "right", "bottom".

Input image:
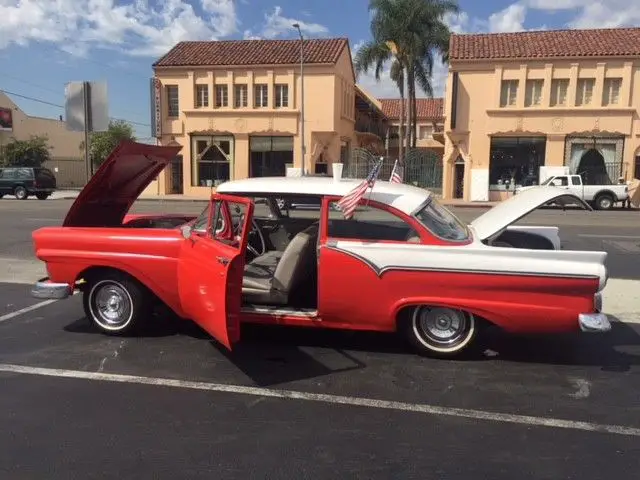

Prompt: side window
[
  {"left": 570, "top": 175, "right": 581, "bottom": 185},
  {"left": 211, "top": 199, "right": 249, "bottom": 250},
  {"left": 551, "top": 177, "right": 568, "bottom": 186},
  {"left": 327, "top": 200, "right": 418, "bottom": 242},
  {"left": 15, "top": 168, "right": 32, "bottom": 179},
  {"left": 276, "top": 195, "right": 323, "bottom": 220}
]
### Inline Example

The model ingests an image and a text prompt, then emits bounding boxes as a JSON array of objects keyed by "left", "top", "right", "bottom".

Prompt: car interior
[{"left": 123, "top": 193, "right": 421, "bottom": 312}]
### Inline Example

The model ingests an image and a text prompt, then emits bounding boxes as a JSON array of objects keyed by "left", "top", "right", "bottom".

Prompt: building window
[
  {"left": 274, "top": 84, "right": 289, "bottom": 108},
  {"left": 525, "top": 79, "right": 543, "bottom": 107},
  {"left": 234, "top": 84, "right": 248, "bottom": 107},
  {"left": 418, "top": 125, "right": 433, "bottom": 139},
  {"left": 550, "top": 79, "right": 569, "bottom": 106},
  {"left": 249, "top": 136, "right": 294, "bottom": 177},
  {"left": 576, "top": 78, "right": 595, "bottom": 106},
  {"left": 635, "top": 156, "right": 640, "bottom": 180},
  {"left": 489, "top": 137, "right": 547, "bottom": 191},
  {"left": 195, "top": 85, "right": 208, "bottom": 108},
  {"left": 215, "top": 85, "right": 228, "bottom": 108},
  {"left": 602, "top": 78, "right": 622, "bottom": 106},
  {"left": 191, "top": 136, "right": 233, "bottom": 187},
  {"left": 254, "top": 84, "right": 268, "bottom": 107},
  {"left": 500, "top": 80, "right": 518, "bottom": 107},
  {"left": 166, "top": 85, "right": 179, "bottom": 117}
]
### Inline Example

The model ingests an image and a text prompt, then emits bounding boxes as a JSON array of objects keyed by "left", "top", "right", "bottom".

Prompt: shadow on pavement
[{"left": 62, "top": 313, "right": 640, "bottom": 386}]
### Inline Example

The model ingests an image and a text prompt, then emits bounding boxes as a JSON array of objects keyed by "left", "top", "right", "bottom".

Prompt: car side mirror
[{"left": 181, "top": 225, "right": 193, "bottom": 240}]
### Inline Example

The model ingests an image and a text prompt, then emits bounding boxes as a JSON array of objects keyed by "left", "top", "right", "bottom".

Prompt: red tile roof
[
  {"left": 379, "top": 98, "right": 444, "bottom": 120},
  {"left": 450, "top": 27, "right": 640, "bottom": 61},
  {"left": 153, "top": 38, "right": 349, "bottom": 67}
]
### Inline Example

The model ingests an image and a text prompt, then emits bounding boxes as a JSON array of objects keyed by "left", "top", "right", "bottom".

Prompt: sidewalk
[{"left": 52, "top": 190, "right": 498, "bottom": 208}]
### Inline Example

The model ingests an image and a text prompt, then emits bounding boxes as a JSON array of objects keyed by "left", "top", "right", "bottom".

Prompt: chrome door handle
[{"left": 216, "top": 256, "right": 230, "bottom": 265}]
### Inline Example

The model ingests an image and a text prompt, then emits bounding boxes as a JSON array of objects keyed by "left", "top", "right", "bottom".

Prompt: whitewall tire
[
  {"left": 404, "top": 306, "right": 478, "bottom": 358},
  {"left": 83, "top": 272, "right": 149, "bottom": 335}
]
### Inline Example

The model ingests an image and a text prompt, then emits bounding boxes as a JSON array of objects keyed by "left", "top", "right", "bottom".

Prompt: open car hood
[
  {"left": 63, "top": 141, "right": 182, "bottom": 227},
  {"left": 469, "top": 186, "right": 592, "bottom": 241}
]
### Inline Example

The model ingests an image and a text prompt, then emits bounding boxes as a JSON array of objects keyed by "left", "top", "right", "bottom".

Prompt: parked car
[
  {"left": 30, "top": 141, "right": 610, "bottom": 359},
  {"left": 517, "top": 174, "right": 628, "bottom": 210},
  {"left": 0, "top": 166, "right": 57, "bottom": 200}
]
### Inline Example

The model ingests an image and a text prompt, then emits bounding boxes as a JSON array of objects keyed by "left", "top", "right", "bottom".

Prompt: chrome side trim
[
  {"left": 31, "top": 277, "right": 72, "bottom": 300},
  {"left": 323, "top": 245, "right": 601, "bottom": 281},
  {"left": 241, "top": 304, "right": 318, "bottom": 318},
  {"left": 578, "top": 313, "right": 611, "bottom": 333}
]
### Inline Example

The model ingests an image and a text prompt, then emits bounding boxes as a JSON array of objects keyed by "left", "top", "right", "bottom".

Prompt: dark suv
[{"left": 0, "top": 166, "right": 57, "bottom": 200}]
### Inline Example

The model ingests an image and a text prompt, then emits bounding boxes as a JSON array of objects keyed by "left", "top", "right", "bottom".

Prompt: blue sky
[{"left": 1, "top": 0, "right": 637, "bottom": 140}]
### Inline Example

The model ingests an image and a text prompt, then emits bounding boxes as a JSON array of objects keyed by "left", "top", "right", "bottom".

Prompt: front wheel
[
  {"left": 83, "top": 272, "right": 150, "bottom": 335},
  {"left": 594, "top": 194, "right": 614, "bottom": 210},
  {"left": 402, "top": 306, "right": 479, "bottom": 358}
]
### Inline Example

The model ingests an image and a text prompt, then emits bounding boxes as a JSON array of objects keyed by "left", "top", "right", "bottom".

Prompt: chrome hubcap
[
  {"left": 93, "top": 283, "right": 132, "bottom": 327},
  {"left": 416, "top": 307, "right": 468, "bottom": 346}
]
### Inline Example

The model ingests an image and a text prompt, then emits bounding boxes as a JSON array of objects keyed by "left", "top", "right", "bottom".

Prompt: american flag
[
  {"left": 336, "top": 159, "right": 383, "bottom": 219},
  {"left": 389, "top": 159, "right": 404, "bottom": 183}
]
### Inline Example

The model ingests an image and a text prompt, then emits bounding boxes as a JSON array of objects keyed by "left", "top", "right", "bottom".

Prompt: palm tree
[{"left": 354, "top": 0, "right": 459, "bottom": 154}]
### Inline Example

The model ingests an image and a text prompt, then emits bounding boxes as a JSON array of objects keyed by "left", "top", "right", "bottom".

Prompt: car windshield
[
  {"left": 414, "top": 197, "right": 470, "bottom": 241},
  {"left": 192, "top": 204, "right": 210, "bottom": 232}
]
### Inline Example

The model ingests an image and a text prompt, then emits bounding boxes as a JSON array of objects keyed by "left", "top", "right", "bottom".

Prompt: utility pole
[
  {"left": 293, "top": 23, "right": 306, "bottom": 176},
  {"left": 82, "top": 81, "right": 93, "bottom": 183}
]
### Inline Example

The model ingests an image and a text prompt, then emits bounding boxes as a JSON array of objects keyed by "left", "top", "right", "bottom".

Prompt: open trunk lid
[
  {"left": 470, "top": 186, "right": 592, "bottom": 241},
  {"left": 63, "top": 141, "right": 182, "bottom": 227}
]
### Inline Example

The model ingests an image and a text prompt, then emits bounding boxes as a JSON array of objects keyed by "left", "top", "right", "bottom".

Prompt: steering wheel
[{"left": 234, "top": 215, "right": 267, "bottom": 257}]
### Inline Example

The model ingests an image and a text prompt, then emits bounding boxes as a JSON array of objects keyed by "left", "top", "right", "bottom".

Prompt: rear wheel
[
  {"left": 402, "top": 306, "right": 478, "bottom": 358},
  {"left": 83, "top": 272, "right": 150, "bottom": 335},
  {"left": 595, "top": 193, "right": 614, "bottom": 210},
  {"left": 36, "top": 192, "right": 49, "bottom": 200},
  {"left": 14, "top": 186, "right": 27, "bottom": 200}
]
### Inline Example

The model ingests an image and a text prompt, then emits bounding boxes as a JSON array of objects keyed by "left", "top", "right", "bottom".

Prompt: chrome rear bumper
[
  {"left": 31, "top": 277, "right": 72, "bottom": 300},
  {"left": 578, "top": 313, "right": 611, "bottom": 332}
]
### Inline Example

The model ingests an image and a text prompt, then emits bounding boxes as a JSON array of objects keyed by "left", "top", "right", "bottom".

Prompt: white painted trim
[
  {"left": 328, "top": 239, "right": 608, "bottom": 290},
  {"left": 1, "top": 363, "right": 639, "bottom": 437},
  {"left": 469, "top": 169, "right": 489, "bottom": 202}
]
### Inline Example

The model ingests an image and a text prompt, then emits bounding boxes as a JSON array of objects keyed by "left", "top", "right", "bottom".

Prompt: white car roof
[{"left": 216, "top": 176, "right": 433, "bottom": 216}]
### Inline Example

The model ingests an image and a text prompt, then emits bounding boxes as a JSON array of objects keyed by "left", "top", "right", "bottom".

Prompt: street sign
[
  {"left": 64, "top": 81, "right": 109, "bottom": 132},
  {"left": 150, "top": 77, "right": 162, "bottom": 139}
]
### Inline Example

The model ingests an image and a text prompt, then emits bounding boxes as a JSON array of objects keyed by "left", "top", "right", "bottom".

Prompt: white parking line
[
  {"left": 0, "top": 300, "right": 57, "bottom": 323},
  {"left": 1, "top": 363, "right": 639, "bottom": 437},
  {"left": 579, "top": 234, "right": 640, "bottom": 239}
]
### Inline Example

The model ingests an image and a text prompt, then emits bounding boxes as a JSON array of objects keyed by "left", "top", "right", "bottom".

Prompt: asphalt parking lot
[{"left": 1, "top": 199, "right": 640, "bottom": 478}]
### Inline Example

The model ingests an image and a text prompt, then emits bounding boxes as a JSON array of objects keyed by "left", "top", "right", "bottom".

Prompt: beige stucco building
[
  {"left": 0, "top": 92, "right": 85, "bottom": 187},
  {"left": 380, "top": 98, "right": 445, "bottom": 158},
  {"left": 442, "top": 27, "right": 640, "bottom": 201},
  {"left": 146, "top": 38, "right": 389, "bottom": 197}
]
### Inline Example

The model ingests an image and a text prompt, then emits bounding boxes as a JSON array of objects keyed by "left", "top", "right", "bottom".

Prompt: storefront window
[
  {"left": 191, "top": 136, "right": 233, "bottom": 187},
  {"left": 489, "top": 137, "right": 546, "bottom": 191},
  {"left": 250, "top": 136, "right": 294, "bottom": 177}
]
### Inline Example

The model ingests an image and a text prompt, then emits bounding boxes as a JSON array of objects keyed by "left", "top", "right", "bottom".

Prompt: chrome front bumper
[
  {"left": 31, "top": 277, "right": 73, "bottom": 300},
  {"left": 579, "top": 313, "right": 611, "bottom": 332}
]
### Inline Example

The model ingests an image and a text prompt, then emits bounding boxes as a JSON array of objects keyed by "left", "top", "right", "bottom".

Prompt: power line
[
  {"left": 2, "top": 72, "right": 148, "bottom": 120},
  {"left": 0, "top": 88, "right": 151, "bottom": 129}
]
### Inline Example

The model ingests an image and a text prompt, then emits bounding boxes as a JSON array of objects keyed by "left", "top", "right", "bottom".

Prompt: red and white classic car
[{"left": 31, "top": 142, "right": 610, "bottom": 358}]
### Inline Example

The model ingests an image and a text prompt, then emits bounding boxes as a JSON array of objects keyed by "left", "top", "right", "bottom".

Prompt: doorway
[
  {"left": 170, "top": 155, "right": 183, "bottom": 194},
  {"left": 578, "top": 148, "right": 609, "bottom": 184},
  {"left": 454, "top": 157, "right": 464, "bottom": 199}
]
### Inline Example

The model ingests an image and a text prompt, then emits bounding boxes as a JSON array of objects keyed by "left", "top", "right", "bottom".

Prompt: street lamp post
[{"left": 293, "top": 23, "right": 305, "bottom": 176}]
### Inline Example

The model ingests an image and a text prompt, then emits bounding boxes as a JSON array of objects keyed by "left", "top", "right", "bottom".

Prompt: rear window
[
  {"left": 35, "top": 168, "right": 55, "bottom": 178},
  {"left": 414, "top": 197, "right": 470, "bottom": 242}
]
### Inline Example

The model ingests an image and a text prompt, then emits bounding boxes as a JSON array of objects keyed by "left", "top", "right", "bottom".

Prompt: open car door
[{"left": 177, "top": 193, "right": 254, "bottom": 349}]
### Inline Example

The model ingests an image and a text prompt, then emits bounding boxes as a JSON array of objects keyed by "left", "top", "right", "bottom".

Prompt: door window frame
[{"left": 319, "top": 195, "right": 429, "bottom": 245}]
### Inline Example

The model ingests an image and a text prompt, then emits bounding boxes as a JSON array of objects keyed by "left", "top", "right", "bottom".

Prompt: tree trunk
[
  {"left": 398, "top": 75, "right": 405, "bottom": 163},
  {"left": 404, "top": 66, "right": 412, "bottom": 154},
  {"left": 410, "top": 70, "right": 418, "bottom": 148}
]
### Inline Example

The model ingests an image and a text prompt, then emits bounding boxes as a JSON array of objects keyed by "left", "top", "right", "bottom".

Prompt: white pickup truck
[{"left": 519, "top": 174, "right": 629, "bottom": 210}]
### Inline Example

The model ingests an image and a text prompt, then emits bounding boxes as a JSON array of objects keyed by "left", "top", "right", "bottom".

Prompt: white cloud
[
  {"left": 488, "top": 4, "right": 528, "bottom": 32},
  {"left": 524, "top": 0, "right": 640, "bottom": 28},
  {"left": 243, "top": 6, "right": 329, "bottom": 40},
  {"left": 0, "top": 0, "right": 238, "bottom": 58}
]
